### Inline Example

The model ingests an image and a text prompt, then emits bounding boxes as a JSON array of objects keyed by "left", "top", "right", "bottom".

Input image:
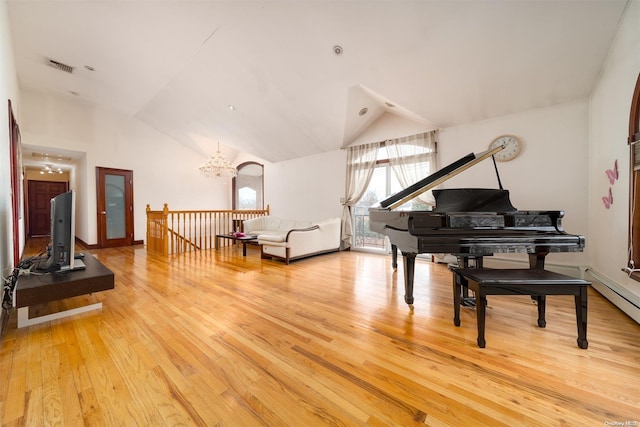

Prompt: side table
[{"left": 215, "top": 234, "right": 259, "bottom": 256}]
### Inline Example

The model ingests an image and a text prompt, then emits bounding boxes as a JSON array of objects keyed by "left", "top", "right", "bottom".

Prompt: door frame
[
  {"left": 96, "top": 167, "right": 134, "bottom": 248},
  {"left": 8, "top": 100, "right": 21, "bottom": 266}
]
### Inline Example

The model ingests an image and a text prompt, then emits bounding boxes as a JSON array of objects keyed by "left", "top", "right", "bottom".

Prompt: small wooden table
[
  {"left": 451, "top": 268, "right": 590, "bottom": 349},
  {"left": 14, "top": 252, "right": 115, "bottom": 328},
  {"left": 215, "top": 234, "right": 259, "bottom": 256}
]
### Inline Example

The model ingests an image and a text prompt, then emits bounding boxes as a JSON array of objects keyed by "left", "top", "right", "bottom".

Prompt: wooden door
[
  {"left": 27, "top": 181, "right": 68, "bottom": 237},
  {"left": 96, "top": 167, "right": 134, "bottom": 248}
]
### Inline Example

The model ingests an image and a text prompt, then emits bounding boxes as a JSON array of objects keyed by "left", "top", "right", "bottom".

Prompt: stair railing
[{"left": 146, "top": 204, "right": 270, "bottom": 255}]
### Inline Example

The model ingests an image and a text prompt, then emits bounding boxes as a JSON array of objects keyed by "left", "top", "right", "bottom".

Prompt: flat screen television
[{"left": 42, "top": 190, "right": 84, "bottom": 272}]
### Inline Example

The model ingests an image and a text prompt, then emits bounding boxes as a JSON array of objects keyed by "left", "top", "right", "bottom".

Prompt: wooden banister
[{"left": 146, "top": 204, "right": 270, "bottom": 255}]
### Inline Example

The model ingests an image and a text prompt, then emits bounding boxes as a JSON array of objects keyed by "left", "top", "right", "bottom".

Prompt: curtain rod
[{"left": 341, "top": 129, "right": 440, "bottom": 150}]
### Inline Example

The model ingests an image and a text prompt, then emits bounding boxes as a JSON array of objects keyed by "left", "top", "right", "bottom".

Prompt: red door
[{"left": 27, "top": 181, "right": 68, "bottom": 237}]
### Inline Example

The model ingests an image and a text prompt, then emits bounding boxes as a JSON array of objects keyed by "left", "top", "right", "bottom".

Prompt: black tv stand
[{"left": 14, "top": 252, "right": 114, "bottom": 327}]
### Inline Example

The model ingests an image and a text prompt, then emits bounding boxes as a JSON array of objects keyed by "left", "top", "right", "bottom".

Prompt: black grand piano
[{"left": 369, "top": 145, "right": 585, "bottom": 309}]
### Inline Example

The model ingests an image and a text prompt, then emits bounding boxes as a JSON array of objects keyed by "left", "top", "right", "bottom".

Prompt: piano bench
[{"left": 450, "top": 268, "right": 590, "bottom": 349}]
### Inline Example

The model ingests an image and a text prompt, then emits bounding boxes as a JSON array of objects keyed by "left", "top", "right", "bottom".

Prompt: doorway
[
  {"left": 27, "top": 180, "right": 68, "bottom": 237},
  {"left": 96, "top": 167, "right": 134, "bottom": 248},
  {"left": 233, "top": 161, "right": 264, "bottom": 209}
]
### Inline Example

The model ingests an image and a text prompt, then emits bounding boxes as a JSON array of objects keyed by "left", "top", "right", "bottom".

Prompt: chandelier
[
  {"left": 40, "top": 164, "right": 63, "bottom": 175},
  {"left": 199, "top": 142, "right": 237, "bottom": 180}
]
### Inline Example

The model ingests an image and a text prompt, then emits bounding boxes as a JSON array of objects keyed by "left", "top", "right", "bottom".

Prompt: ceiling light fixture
[
  {"left": 40, "top": 164, "right": 63, "bottom": 175},
  {"left": 228, "top": 105, "right": 236, "bottom": 111},
  {"left": 199, "top": 142, "right": 237, "bottom": 180},
  {"left": 359, "top": 107, "right": 368, "bottom": 116},
  {"left": 333, "top": 45, "right": 343, "bottom": 55}
]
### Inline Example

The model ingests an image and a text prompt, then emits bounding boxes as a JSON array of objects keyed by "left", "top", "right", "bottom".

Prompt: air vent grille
[
  {"left": 47, "top": 59, "right": 74, "bottom": 74},
  {"left": 31, "top": 152, "right": 71, "bottom": 161}
]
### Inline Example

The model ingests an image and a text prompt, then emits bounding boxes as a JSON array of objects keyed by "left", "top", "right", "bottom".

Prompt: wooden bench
[{"left": 451, "top": 268, "right": 590, "bottom": 349}]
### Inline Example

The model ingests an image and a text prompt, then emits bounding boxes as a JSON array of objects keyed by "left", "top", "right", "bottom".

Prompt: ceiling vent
[
  {"left": 31, "top": 152, "right": 71, "bottom": 161},
  {"left": 47, "top": 59, "right": 74, "bottom": 74}
]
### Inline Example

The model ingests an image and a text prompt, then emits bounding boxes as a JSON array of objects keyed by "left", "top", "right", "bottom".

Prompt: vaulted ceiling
[{"left": 7, "top": 1, "right": 628, "bottom": 163}]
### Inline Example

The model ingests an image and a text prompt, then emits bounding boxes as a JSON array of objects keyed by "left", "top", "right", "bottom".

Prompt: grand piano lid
[
  {"left": 379, "top": 145, "right": 505, "bottom": 210},
  {"left": 431, "top": 188, "right": 517, "bottom": 212}
]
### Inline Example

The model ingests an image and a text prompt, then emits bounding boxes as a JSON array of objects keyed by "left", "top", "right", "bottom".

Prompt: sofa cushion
[
  {"left": 256, "top": 232, "right": 287, "bottom": 243},
  {"left": 243, "top": 216, "right": 312, "bottom": 234}
]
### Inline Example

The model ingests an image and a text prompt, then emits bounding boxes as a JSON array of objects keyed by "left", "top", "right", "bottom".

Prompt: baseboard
[
  {"left": 585, "top": 268, "right": 640, "bottom": 324},
  {"left": 75, "top": 237, "right": 98, "bottom": 250}
]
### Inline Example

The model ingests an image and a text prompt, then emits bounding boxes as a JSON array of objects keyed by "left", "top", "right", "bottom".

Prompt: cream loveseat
[{"left": 242, "top": 216, "right": 341, "bottom": 264}]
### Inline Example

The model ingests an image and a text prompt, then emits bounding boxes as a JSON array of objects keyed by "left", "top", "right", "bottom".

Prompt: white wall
[
  {"left": 264, "top": 149, "right": 345, "bottom": 222},
  {"left": 589, "top": 0, "right": 640, "bottom": 320},
  {"left": 0, "top": 0, "right": 20, "bottom": 275},
  {"left": 20, "top": 89, "right": 230, "bottom": 245},
  {"left": 435, "top": 100, "right": 590, "bottom": 271}
]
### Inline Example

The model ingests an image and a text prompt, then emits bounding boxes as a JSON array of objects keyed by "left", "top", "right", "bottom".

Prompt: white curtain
[
  {"left": 341, "top": 142, "right": 380, "bottom": 248},
  {"left": 385, "top": 130, "right": 438, "bottom": 207}
]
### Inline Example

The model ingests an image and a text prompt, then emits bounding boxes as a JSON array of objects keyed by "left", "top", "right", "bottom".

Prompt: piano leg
[
  {"left": 453, "top": 273, "right": 463, "bottom": 326},
  {"left": 402, "top": 252, "right": 416, "bottom": 311},
  {"left": 529, "top": 252, "right": 549, "bottom": 303},
  {"left": 528, "top": 253, "right": 547, "bottom": 269},
  {"left": 391, "top": 244, "right": 398, "bottom": 270},
  {"left": 476, "top": 291, "right": 487, "bottom": 349}
]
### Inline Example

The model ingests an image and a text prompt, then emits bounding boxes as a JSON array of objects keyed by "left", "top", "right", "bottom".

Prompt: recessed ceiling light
[
  {"left": 228, "top": 105, "right": 236, "bottom": 110},
  {"left": 333, "top": 45, "right": 343, "bottom": 55},
  {"left": 385, "top": 102, "right": 395, "bottom": 108},
  {"left": 84, "top": 65, "right": 95, "bottom": 71},
  {"left": 68, "top": 91, "right": 79, "bottom": 96},
  {"left": 359, "top": 107, "right": 368, "bottom": 116}
]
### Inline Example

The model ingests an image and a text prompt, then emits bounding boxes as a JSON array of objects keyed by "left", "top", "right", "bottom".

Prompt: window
[
  {"left": 233, "top": 162, "right": 264, "bottom": 210},
  {"left": 353, "top": 144, "right": 434, "bottom": 252}
]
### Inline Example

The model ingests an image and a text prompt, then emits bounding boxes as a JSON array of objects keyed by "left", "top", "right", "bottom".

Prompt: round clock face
[{"left": 488, "top": 135, "right": 522, "bottom": 162}]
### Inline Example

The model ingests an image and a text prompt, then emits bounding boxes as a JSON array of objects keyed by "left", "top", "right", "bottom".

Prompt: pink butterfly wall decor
[
  {"left": 602, "top": 188, "right": 613, "bottom": 209},
  {"left": 605, "top": 160, "right": 618, "bottom": 185}
]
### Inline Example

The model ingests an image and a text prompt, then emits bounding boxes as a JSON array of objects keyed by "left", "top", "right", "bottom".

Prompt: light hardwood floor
[{"left": 1, "top": 241, "right": 639, "bottom": 426}]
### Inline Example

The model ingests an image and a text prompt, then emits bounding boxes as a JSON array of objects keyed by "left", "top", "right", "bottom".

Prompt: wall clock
[{"left": 488, "top": 135, "right": 523, "bottom": 162}]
